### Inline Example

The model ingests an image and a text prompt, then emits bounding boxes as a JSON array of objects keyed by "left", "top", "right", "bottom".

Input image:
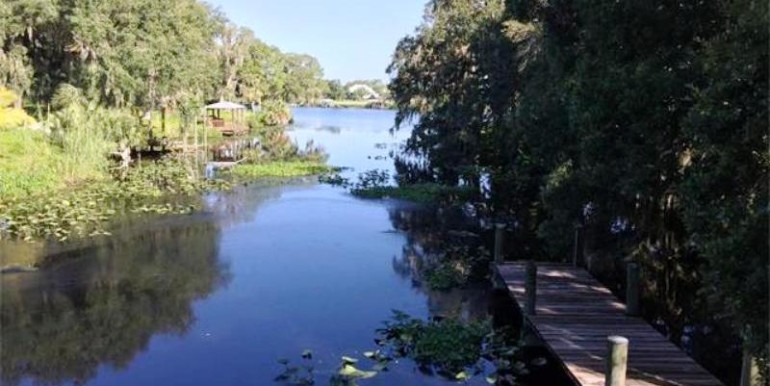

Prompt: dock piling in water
[
  {"left": 740, "top": 348, "right": 761, "bottom": 386},
  {"left": 494, "top": 223, "right": 505, "bottom": 264},
  {"left": 605, "top": 336, "right": 629, "bottom": 386},
  {"left": 573, "top": 224, "right": 584, "bottom": 267},
  {"left": 524, "top": 260, "right": 537, "bottom": 316},
  {"left": 626, "top": 262, "right": 640, "bottom": 316}
]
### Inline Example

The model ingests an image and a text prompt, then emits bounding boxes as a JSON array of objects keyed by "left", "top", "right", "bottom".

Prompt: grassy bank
[
  {"left": 0, "top": 90, "right": 326, "bottom": 243},
  {"left": 0, "top": 160, "right": 230, "bottom": 241},
  {"left": 0, "top": 158, "right": 333, "bottom": 242},
  {"left": 0, "top": 129, "right": 66, "bottom": 198}
]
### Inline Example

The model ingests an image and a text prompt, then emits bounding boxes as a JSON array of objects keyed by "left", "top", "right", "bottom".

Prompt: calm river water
[{"left": 0, "top": 108, "right": 568, "bottom": 386}]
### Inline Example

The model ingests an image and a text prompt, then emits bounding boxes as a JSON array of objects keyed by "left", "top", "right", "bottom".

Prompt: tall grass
[
  {"left": 0, "top": 128, "right": 63, "bottom": 197},
  {"left": 1, "top": 87, "right": 142, "bottom": 198},
  {"left": 48, "top": 105, "right": 115, "bottom": 183}
]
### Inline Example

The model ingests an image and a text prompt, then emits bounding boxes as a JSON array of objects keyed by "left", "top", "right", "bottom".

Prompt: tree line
[
  {"left": 388, "top": 0, "right": 767, "bottom": 378},
  {"left": 0, "top": 0, "right": 328, "bottom": 110}
]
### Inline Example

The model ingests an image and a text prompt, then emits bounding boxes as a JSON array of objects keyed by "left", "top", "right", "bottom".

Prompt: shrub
[
  {"left": 0, "top": 88, "right": 36, "bottom": 130},
  {"left": 255, "top": 100, "right": 292, "bottom": 126}
]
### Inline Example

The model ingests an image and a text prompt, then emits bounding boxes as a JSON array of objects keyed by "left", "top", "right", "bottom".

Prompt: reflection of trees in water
[
  {"left": 388, "top": 203, "right": 490, "bottom": 321},
  {"left": 314, "top": 125, "right": 342, "bottom": 134},
  {"left": 203, "top": 180, "right": 314, "bottom": 227},
  {"left": 1, "top": 220, "right": 229, "bottom": 386}
]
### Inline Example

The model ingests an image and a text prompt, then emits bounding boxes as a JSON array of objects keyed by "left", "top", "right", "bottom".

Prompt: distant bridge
[{"left": 347, "top": 84, "right": 381, "bottom": 100}]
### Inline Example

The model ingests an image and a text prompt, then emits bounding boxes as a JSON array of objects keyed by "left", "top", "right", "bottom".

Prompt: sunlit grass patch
[
  {"left": 227, "top": 161, "right": 333, "bottom": 179},
  {"left": 0, "top": 128, "right": 66, "bottom": 198}
]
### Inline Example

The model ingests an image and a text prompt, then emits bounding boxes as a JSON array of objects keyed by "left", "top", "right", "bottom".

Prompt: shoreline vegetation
[
  {"left": 0, "top": 0, "right": 391, "bottom": 244},
  {"left": 301, "top": 99, "right": 395, "bottom": 110},
  {"left": 382, "top": 0, "right": 768, "bottom": 383},
  {"left": 320, "top": 169, "right": 474, "bottom": 206},
  {"left": 2, "top": 0, "right": 766, "bottom": 385},
  {"left": 0, "top": 88, "right": 334, "bottom": 244}
]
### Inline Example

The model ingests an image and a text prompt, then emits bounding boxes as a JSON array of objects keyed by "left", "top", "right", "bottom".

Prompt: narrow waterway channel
[{"left": 1, "top": 108, "right": 571, "bottom": 386}]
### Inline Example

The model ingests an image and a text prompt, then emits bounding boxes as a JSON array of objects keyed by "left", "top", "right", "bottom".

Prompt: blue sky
[{"left": 208, "top": 0, "right": 427, "bottom": 82}]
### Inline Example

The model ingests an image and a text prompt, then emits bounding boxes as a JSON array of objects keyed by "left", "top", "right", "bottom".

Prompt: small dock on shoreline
[
  {"left": 206, "top": 159, "right": 245, "bottom": 169},
  {"left": 493, "top": 262, "right": 724, "bottom": 386}
]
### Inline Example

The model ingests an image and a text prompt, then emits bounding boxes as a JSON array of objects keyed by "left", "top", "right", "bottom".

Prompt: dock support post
[
  {"left": 605, "top": 336, "right": 628, "bottom": 386},
  {"left": 494, "top": 223, "right": 505, "bottom": 264},
  {"left": 626, "top": 262, "right": 640, "bottom": 316},
  {"left": 524, "top": 261, "right": 537, "bottom": 316},
  {"left": 573, "top": 224, "right": 584, "bottom": 267},
  {"left": 740, "top": 347, "right": 760, "bottom": 386}
]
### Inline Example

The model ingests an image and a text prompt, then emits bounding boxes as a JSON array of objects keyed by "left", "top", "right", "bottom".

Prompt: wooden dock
[
  {"left": 494, "top": 262, "right": 724, "bottom": 386},
  {"left": 206, "top": 159, "right": 245, "bottom": 169}
]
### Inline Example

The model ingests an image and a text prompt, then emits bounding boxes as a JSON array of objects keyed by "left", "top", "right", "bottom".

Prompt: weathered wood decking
[{"left": 494, "top": 262, "right": 724, "bottom": 386}]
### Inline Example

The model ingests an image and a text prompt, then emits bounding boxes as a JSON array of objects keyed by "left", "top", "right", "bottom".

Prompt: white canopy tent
[
  {"left": 200, "top": 100, "right": 249, "bottom": 161},
  {"left": 204, "top": 101, "right": 246, "bottom": 110},
  {"left": 203, "top": 99, "right": 249, "bottom": 137}
]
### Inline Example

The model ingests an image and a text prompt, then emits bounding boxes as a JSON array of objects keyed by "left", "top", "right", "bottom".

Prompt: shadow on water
[
  {"left": 385, "top": 202, "right": 575, "bottom": 386},
  {"left": 0, "top": 220, "right": 230, "bottom": 386},
  {"left": 388, "top": 203, "right": 490, "bottom": 320}
]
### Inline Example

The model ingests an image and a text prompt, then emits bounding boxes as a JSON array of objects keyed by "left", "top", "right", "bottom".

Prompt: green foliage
[
  {"left": 281, "top": 54, "right": 327, "bottom": 104},
  {"left": 0, "top": 160, "right": 230, "bottom": 241},
  {"left": 227, "top": 161, "right": 332, "bottom": 180},
  {"left": 0, "top": 128, "right": 62, "bottom": 197},
  {"left": 275, "top": 353, "right": 315, "bottom": 386},
  {"left": 345, "top": 169, "right": 475, "bottom": 205},
  {"left": 48, "top": 104, "right": 124, "bottom": 181},
  {"left": 275, "top": 311, "right": 531, "bottom": 385},
  {"left": 349, "top": 169, "right": 390, "bottom": 190},
  {"left": 329, "top": 356, "right": 378, "bottom": 386},
  {"left": 0, "top": 88, "right": 18, "bottom": 107},
  {"left": 424, "top": 246, "right": 490, "bottom": 291},
  {"left": 323, "top": 79, "right": 347, "bottom": 100},
  {"left": 1, "top": 97, "right": 142, "bottom": 199},
  {"left": 0, "top": 85, "right": 327, "bottom": 243},
  {"left": 351, "top": 184, "right": 474, "bottom": 205},
  {"left": 389, "top": 0, "right": 769, "bottom": 373},
  {"left": 678, "top": 0, "right": 769, "bottom": 367},
  {"left": 388, "top": 0, "right": 510, "bottom": 187},
  {"left": 1, "top": 0, "right": 327, "bottom": 109},
  {"left": 376, "top": 311, "right": 531, "bottom": 381},
  {"left": 0, "top": 88, "right": 35, "bottom": 129},
  {"left": 246, "top": 113, "right": 328, "bottom": 164},
  {"left": 275, "top": 353, "right": 382, "bottom": 386},
  {"left": 255, "top": 100, "right": 292, "bottom": 127},
  {"left": 411, "top": 319, "right": 487, "bottom": 374},
  {"left": 424, "top": 262, "right": 469, "bottom": 291}
]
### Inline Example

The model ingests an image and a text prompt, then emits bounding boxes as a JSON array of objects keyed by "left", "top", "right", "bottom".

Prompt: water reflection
[
  {"left": 1, "top": 108, "right": 572, "bottom": 386},
  {"left": 382, "top": 203, "right": 573, "bottom": 386},
  {"left": 387, "top": 203, "right": 490, "bottom": 321},
  {"left": 1, "top": 220, "right": 229, "bottom": 386},
  {"left": 203, "top": 179, "right": 316, "bottom": 227},
  {"left": 313, "top": 125, "right": 342, "bottom": 134}
]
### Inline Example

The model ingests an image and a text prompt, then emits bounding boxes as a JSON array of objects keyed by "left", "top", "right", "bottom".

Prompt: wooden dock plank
[{"left": 495, "top": 262, "right": 724, "bottom": 386}]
